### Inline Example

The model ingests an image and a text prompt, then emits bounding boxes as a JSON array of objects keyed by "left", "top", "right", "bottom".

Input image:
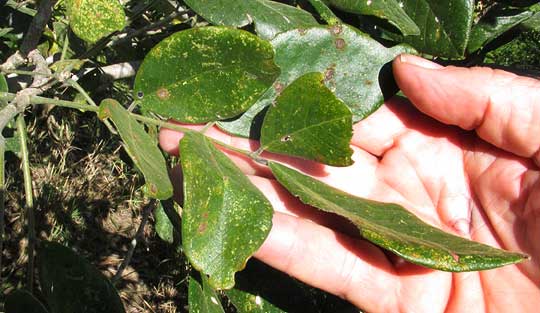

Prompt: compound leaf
[
  {"left": 98, "top": 99, "right": 173, "bottom": 200},
  {"left": 188, "top": 275, "right": 226, "bottom": 313},
  {"left": 37, "top": 241, "right": 125, "bottom": 313},
  {"left": 184, "top": 0, "right": 318, "bottom": 40},
  {"left": 134, "top": 27, "right": 280, "bottom": 123},
  {"left": 65, "top": 0, "right": 126, "bottom": 43},
  {"left": 269, "top": 162, "right": 529, "bottom": 271},
  {"left": 399, "top": 0, "right": 475, "bottom": 58},
  {"left": 219, "top": 24, "right": 413, "bottom": 137},
  {"left": 325, "top": 0, "right": 420, "bottom": 35},
  {"left": 260, "top": 72, "right": 353, "bottom": 166},
  {"left": 5, "top": 290, "right": 49, "bottom": 313},
  {"left": 181, "top": 132, "right": 273, "bottom": 289}
]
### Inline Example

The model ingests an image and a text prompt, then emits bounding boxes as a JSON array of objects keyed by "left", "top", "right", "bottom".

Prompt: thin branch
[
  {"left": 20, "top": 0, "right": 58, "bottom": 55},
  {"left": 0, "top": 136, "right": 5, "bottom": 283},
  {"left": 112, "top": 199, "right": 155, "bottom": 284},
  {"left": 17, "top": 115, "right": 36, "bottom": 292}
]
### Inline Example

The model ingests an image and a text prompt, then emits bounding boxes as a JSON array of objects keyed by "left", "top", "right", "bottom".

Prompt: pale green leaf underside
[
  {"left": 0, "top": 74, "right": 7, "bottom": 107},
  {"left": 38, "top": 241, "right": 125, "bottom": 313},
  {"left": 66, "top": 0, "right": 126, "bottom": 43},
  {"left": 134, "top": 27, "right": 280, "bottom": 123},
  {"left": 184, "top": 0, "right": 319, "bottom": 40},
  {"left": 260, "top": 72, "right": 353, "bottom": 166},
  {"left": 325, "top": 0, "right": 420, "bottom": 35},
  {"left": 218, "top": 24, "right": 414, "bottom": 138},
  {"left": 98, "top": 99, "right": 173, "bottom": 200},
  {"left": 181, "top": 132, "right": 273, "bottom": 289},
  {"left": 269, "top": 162, "right": 528, "bottom": 271}
]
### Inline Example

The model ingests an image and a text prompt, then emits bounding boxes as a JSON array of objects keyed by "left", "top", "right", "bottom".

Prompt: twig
[
  {"left": 16, "top": 115, "right": 36, "bottom": 292},
  {"left": 112, "top": 199, "right": 155, "bottom": 284},
  {"left": 20, "top": 0, "right": 58, "bottom": 55}
]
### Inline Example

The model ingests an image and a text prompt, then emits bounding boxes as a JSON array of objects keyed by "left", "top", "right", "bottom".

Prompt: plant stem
[
  {"left": 20, "top": 0, "right": 58, "bottom": 55},
  {"left": 0, "top": 92, "right": 265, "bottom": 162},
  {"left": 65, "top": 79, "right": 117, "bottom": 134},
  {"left": 1, "top": 69, "right": 55, "bottom": 78},
  {"left": 17, "top": 114, "right": 36, "bottom": 292},
  {"left": 112, "top": 199, "right": 155, "bottom": 284},
  {"left": 307, "top": 0, "right": 341, "bottom": 25}
]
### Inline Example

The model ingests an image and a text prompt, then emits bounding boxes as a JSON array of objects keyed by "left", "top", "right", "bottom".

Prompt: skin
[{"left": 159, "top": 55, "right": 540, "bottom": 313}]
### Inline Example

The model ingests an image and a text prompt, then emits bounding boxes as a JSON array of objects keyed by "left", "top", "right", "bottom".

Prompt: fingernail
[{"left": 399, "top": 54, "right": 444, "bottom": 70}]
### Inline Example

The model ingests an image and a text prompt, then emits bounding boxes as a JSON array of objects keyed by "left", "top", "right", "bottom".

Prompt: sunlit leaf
[
  {"left": 219, "top": 24, "right": 414, "bottom": 138},
  {"left": 5, "top": 290, "right": 49, "bottom": 313},
  {"left": 65, "top": 0, "right": 126, "bottom": 43},
  {"left": 134, "top": 27, "right": 280, "bottom": 123},
  {"left": 269, "top": 162, "right": 529, "bottom": 271},
  {"left": 181, "top": 132, "right": 273, "bottom": 289},
  {"left": 37, "top": 241, "right": 125, "bottom": 313},
  {"left": 260, "top": 72, "right": 353, "bottom": 166},
  {"left": 325, "top": 0, "right": 420, "bottom": 35},
  {"left": 188, "top": 274, "right": 226, "bottom": 313},
  {"left": 184, "top": 0, "right": 319, "bottom": 40},
  {"left": 98, "top": 99, "right": 173, "bottom": 200}
]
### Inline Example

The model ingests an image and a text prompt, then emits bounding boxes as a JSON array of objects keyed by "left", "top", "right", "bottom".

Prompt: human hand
[{"left": 159, "top": 54, "right": 540, "bottom": 312}]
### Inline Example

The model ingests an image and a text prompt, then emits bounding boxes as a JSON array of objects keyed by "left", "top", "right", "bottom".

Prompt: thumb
[{"left": 393, "top": 54, "right": 540, "bottom": 165}]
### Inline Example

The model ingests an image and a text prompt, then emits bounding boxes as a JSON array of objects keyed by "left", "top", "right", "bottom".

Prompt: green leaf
[
  {"left": 468, "top": 7, "right": 535, "bottom": 53},
  {"left": 184, "top": 0, "right": 319, "bottom": 40},
  {"left": 219, "top": 24, "right": 414, "bottom": 138},
  {"left": 522, "top": 12, "right": 540, "bottom": 30},
  {"left": 5, "top": 290, "right": 49, "bottom": 313},
  {"left": 188, "top": 275, "right": 226, "bottom": 313},
  {"left": 399, "top": 0, "right": 475, "bottom": 58},
  {"left": 154, "top": 200, "right": 181, "bottom": 244},
  {"left": 260, "top": 72, "right": 353, "bottom": 166},
  {"left": 0, "top": 73, "right": 7, "bottom": 107},
  {"left": 325, "top": 0, "right": 420, "bottom": 35},
  {"left": 5, "top": 136, "right": 21, "bottom": 154},
  {"left": 98, "top": 99, "right": 173, "bottom": 200},
  {"left": 134, "top": 27, "right": 280, "bottom": 124},
  {"left": 65, "top": 0, "right": 126, "bottom": 43},
  {"left": 37, "top": 241, "right": 125, "bottom": 313},
  {"left": 269, "top": 162, "right": 529, "bottom": 271},
  {"left": 180, "top": 132, "right": 273, "bottom": 289}
]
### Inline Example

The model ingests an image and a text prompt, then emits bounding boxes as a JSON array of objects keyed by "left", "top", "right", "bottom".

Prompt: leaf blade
[
  {"left": 5, "top": 290, "right": 49, "bottom": 313},
  {"left": 184, "top": 0, "right": 319, "bottom": 40},
  {"left": 37, "top": 241, "right": 125, "bottom": 313},
  {"left": 134, "top": 27, "right": 280, "bottom": 123},
  {"left": 326, "top": 0, "right": 420, "bottom": 35},
  {"left": 66, "top": 0, "right": 126, "bottom": 43},
  {"left": 189, "top": 275, "right": 226, "bottom": 313},
  {"left": 181, "top": 132, "right": 273, "bottom": 289},
  {"left": 260, "top": 72, "right": 353, "bottom": 166},
  {"left": 219, "top": 24, "right": 414, "bottom": 138},
  {"left": 269, "top": 162, "right": 528, "bottom": 271},
  {"left": 98, "top": 99, "right": 173, "bottom": 200}
]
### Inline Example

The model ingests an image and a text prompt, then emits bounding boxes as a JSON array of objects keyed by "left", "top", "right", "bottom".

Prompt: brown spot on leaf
[
  {"left": 364, "top": 80, "right": 373, "bottom": 86},
  {"left": 156, "top": 88, "right": 171, "bottom": 100},
  {"left": 298, "top": 28, "right": 307, "bottom": 35},
  {"left": 330, "top": 24, "right": 343, "bottom": 35},
  {"left": 335, "top": 38, "right": 346, "bottom": 50},
  {"left": 324, "top": 66, "right": 335, "bottom": 81},
  {"left": 280, "top": 135, "right": 292, "bottom": 142},
  {"left": 198, "top": 222, "right": 208, "bottom": 233},
  {"left": 202, "top": 212, "right": 209, "bottom": 219}
]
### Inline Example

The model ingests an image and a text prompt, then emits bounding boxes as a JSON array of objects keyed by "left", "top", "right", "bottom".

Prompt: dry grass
[{"left": 1, "top": 107, "right": 189, "bottom": 312}]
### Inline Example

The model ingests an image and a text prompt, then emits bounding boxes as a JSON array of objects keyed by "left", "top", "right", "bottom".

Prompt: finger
[
  {"left": 254, "top": 211, "right": 400, "bottom": 312},
  {"left": 394, "top": 54, "right": 540, "bottom": 165}
]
